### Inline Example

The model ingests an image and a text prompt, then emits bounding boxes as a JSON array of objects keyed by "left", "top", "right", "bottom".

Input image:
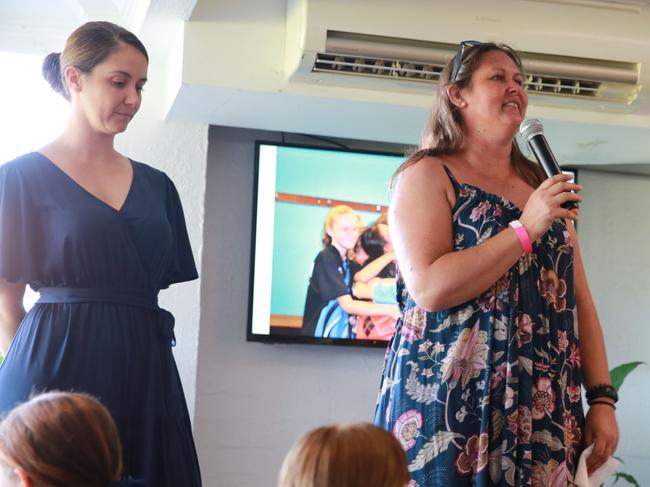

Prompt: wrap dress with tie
[{"left": 0, "top": 152, "right": 202, "bottom": 486}]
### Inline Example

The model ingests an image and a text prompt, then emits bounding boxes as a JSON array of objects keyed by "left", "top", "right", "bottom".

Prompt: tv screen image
[{"left": 248, "top": 142, "right": 404, "bottom": 347}]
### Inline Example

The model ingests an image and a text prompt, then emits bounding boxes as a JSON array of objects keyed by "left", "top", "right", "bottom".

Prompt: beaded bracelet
[
  {"left": 588, "top": 400, "right": 616, "bottom": 410},
  {"left": 586, "top": 383, "right": 619, "bottom": 403}
]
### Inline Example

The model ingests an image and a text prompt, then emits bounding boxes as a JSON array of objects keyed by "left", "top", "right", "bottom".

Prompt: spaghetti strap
[{"left": 439, "top": 161, "right": 462, "bottom": 193}]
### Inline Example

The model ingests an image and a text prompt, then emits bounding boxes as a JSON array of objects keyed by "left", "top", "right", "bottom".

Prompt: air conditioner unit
[{"left": 285, "top": 0, "right": 650, "bottom": 113}]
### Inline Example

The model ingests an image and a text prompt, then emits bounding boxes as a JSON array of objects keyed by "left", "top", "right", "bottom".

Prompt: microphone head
[{"left": 519, "top": 118, "right": 544, "bottom": 142}]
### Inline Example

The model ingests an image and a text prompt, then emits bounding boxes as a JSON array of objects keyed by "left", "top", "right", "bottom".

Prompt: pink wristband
[{"left": 509, "top": 220, "right": 533, "bottom": 255}]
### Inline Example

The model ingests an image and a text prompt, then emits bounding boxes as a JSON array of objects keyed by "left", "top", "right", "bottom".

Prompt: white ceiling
[{"left": 3, "top": 0, "right": 650, "bottom": 175}]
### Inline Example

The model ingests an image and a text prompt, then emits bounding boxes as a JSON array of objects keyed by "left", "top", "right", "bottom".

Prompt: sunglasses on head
[{"left": 450, "top": 40, "right": 485, "bottom": 83}]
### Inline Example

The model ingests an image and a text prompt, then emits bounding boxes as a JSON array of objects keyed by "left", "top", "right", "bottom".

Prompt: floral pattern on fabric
[{"left": 374, "top": 176, "right": 584, "bottom": 486}]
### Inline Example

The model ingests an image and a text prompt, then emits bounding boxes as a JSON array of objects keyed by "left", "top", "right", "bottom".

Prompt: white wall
[{"left": 578, "top": 170, "right": 650, "bottom": 486}]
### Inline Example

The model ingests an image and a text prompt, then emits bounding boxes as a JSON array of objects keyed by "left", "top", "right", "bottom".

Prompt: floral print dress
[{"left": 374, "top": 166, "right": 584, "bottom": 486}]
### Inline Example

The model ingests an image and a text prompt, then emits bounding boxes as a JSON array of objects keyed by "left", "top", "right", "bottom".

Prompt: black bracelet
[
  {"left": 588, "top": 400, "right": 616, "bottom": 410},
  {"left": 586, "top": 383, "right": 618, "bottom": 403}
]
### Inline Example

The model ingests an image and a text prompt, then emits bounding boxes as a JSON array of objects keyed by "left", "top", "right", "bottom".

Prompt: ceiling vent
[
  {"left": 310, "top": 31, "right": 639, "bottom": 109},
  {"left": 285, "top": 0, "right": 650, "bottom": 113}
]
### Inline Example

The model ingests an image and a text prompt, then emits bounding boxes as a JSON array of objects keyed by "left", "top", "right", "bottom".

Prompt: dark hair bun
[{"left": 42, "top": 52, "right": 66, "bottom": 97}]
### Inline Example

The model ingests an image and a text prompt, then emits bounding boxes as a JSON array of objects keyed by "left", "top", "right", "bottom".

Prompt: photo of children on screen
[
  {"left": 351, "top": 216, "right": 399, "bottom": 341},
  {"left": 301, "top": 206, "right": 399, "bottom": 339}
]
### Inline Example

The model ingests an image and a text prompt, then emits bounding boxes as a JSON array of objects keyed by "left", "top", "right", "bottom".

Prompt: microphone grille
[{"left": 519, "top": 118, "right": 544, "bottom": 142}]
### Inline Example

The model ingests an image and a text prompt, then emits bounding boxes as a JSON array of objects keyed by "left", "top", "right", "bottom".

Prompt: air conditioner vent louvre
[
  {"left": 314, "top": 53, "right": 443, "bottom": 82},
  {"left": 314, "top": 52, "right": 608, "bottom": 100},
  {"left": 307, "top": 31, "right": 641, "bottom": 106}
]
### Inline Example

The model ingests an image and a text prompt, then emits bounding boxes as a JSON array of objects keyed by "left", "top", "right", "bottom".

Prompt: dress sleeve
[
  {"left": 162, "top": 176, "right": 198, "bottom": 288},
  {"left": 0, "top": 164, "right": 41, "bottom": 284}
]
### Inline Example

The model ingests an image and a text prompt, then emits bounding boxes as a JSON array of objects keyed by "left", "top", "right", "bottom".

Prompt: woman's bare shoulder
[{"left": 393, "top": 155, "right": 455, "bottom": 207}]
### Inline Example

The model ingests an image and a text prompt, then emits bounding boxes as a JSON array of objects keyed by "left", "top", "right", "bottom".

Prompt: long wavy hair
[{"left": 391, "top": 42, "right": 544, "bottom": 190}]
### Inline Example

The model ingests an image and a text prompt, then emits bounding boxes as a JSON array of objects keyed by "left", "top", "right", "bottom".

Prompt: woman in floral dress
[{"left": 374, "top": 42, "right": 619, "bottom": 486}]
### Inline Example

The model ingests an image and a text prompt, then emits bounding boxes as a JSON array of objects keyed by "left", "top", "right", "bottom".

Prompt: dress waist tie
[{"left": 36, "top": 287, "right": 176, "bottom": 346}]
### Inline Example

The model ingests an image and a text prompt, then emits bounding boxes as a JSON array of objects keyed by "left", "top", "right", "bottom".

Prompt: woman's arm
[
  {"left": 391, "top": 158, "right": 581, "bottom": 312},
  {"left": 336, "top": 295, "right": 400, "bottom": 319},
  {"left": 353, "top": 252, "right": 395, "bottom": 283},
  {"left": 0, "top": 278, "right": 26, "bottom": 355},
  {"left": 566, "top": 221, "right": 619, "bottom": 474}
]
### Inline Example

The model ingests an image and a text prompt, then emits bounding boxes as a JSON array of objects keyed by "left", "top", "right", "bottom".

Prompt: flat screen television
[
  {"left": 246, "top": 140, "right": 578, "bottom": 348},
  {"left": 247, "top": 141, "right": 404, "bottom": 347}
]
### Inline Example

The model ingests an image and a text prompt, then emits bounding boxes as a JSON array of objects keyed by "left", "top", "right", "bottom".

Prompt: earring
[{"left": 459, "top": 102, "right": 466, "bottom": 108}]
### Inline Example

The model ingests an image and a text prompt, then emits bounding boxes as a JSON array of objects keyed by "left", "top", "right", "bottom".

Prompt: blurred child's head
[
  {"left": 0, "top": 392, "right": 122, "bottom": 487},
  {"left": 323, "top": 205, "right": 362, "bottom": 252},
  {"left": 278, "top": 422, "right": 409, "bottom": 487},
  {"left": 360, "top": 223, "right": 393, "bottom": 260}
]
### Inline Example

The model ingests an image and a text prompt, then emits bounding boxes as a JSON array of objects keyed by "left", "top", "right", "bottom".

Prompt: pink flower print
[
  {"left": 557, "top": 330, "right": 568, "bottom": 353},
  {"left": 567, "top": 382, "right": 582, "bottom": 403},
  {"left": 418, "top": 339, "right": 432, "bottom": 353},
  {"left": 517, "top": 406, "right": 532, "bottom": 443},
  {"left": 508, "top": 406, "right": 532, "bottom": 443},
  {"left": 431, "top": 342, "right": 445, "bottom": 356},
  {"left": 493, "top": 204, "right": 504, "bottom": 218},
  {"left": 532, "top": 377, "right": 556, "bottom": 420},
  {"left": 568, "top": 343, "right": 581, "bottom": 368},
  {"left": 455, "top": 433, "right": 489, "bottom": 475},
  {"left": 563, "top": 411, "right": 582, "bottom": 458},
  {"left": 507, "top": 409, "right": 518, "bottom": 435},
  {"left": 408, "top": 481, "right": 420, "bottom": 487},
  {"left": 490, "top": 362, "right": 507, "bottom": 390},
  {"left": 538, "top": 269, "right": 567, "bottom": 312},
  {"left": 393, "top": 410, "right": 423, "bottom": 451},
  {"left": 563, "top": 229, "right": 574, "bottom": 247},
  {"left": 459, "top": 186, "right": 476, "bottom": 199},
  {"left": 440, "top": 322, "right": 489, "bottom": 389},
  {"left": 532, "top": 460, "right": 568, "bottom": 487},
  {"left": 515, "top": 313, "right": 533, "bottom": 347},
  {"left": 400, "top": 306, "right": 426, "bottom": 343},
  {"left": 470, "top": 201, "right": 491, "bottom": 222}
]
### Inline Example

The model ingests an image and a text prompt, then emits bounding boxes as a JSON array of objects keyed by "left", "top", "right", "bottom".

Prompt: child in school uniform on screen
[{"left": 301, "top": 205, "right": 399, "bottom": 338}]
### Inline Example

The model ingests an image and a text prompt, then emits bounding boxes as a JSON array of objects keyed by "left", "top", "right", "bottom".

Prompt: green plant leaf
[
  {"left": 612, "top": 471, "right": 640, "bottom": 486},
  {"left": 610, "top": 362, "right": 645, "bottom": 391}
]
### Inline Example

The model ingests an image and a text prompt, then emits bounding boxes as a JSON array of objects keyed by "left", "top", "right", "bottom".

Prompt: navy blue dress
[{"left": 0, "top": 152, "right": 201, "bottom": 487}]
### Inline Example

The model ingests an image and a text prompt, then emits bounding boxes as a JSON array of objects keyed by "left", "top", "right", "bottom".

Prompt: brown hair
[
  {"left": 42, "top": 21, "right": 148, "bottom": 101},
  {"left": 278, "top": 422, "right": 409, "bottom": 487},
  {"left": 322, "top": 205, "right": 362, "bottom": 248},
  {"left": 0, "top": 391, "right": 122, "bottom": 487},
  {"left": 392, "top": 42, "right": 544, "bottom": 190}
]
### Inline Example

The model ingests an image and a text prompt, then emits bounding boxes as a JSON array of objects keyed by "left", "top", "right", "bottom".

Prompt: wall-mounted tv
[{"left": 247, "top": 141, "right": 404, "bottom": 347}]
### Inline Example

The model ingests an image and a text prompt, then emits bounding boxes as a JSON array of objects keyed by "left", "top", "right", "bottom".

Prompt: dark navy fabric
[{"left": 0, "top": 152, "right": 201, "bottom": 487}]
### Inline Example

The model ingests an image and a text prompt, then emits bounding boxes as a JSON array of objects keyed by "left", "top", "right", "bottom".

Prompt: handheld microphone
[{"left": 519, "top": 118, "right": 577, "bottom": 210}]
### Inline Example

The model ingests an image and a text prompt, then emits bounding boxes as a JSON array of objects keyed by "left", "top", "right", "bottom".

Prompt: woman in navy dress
[
  {"left": 373, "top": 42, "right": 619, "bottom": 485},
  {"left": 0, "top": 21, "right": 201, "bottom": 486}
]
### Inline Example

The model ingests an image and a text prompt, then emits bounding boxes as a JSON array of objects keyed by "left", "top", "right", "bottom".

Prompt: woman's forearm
[
  {"left": 0, "top": 309, "right": 24, "bottom": 355},
  {"left": 576, "top": 297, "right": 611, "bottom": 388},
  {"left": 405, "top": 227, "right": 524, "bottom": 312},
  {"left": 0, "top": 281, "right": 26, "bottom": 355}
]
